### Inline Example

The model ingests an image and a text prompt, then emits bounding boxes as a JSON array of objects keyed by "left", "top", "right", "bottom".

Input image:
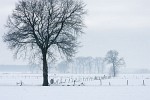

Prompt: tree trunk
[
  {"left": 42, "top": 51, "right": 49, "bottom": 86},
  {"left": 113, "top": 63, "right": 116, "bottom": 77}
]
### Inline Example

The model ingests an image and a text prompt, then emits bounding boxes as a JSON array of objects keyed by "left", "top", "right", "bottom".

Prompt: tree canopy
[{"left": 4, "top": 0, "right": 86, "bottom": 86}]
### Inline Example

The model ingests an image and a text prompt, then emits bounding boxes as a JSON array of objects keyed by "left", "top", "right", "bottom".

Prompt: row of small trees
[
  {"left": 57, "top": 57, "right": 104, "bottom": 74},
  {"left": 57, "top": 50, "right": 125, "bottom": 77}
]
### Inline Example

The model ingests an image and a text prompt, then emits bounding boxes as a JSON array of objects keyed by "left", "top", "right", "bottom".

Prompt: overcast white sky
[{"left": 0, "top": 0, "right": 150, "bottom": 69}]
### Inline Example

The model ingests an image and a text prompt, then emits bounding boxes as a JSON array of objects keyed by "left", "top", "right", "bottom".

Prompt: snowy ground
[
  {"left": 0, "top": 73, "right": 150, "bottom": 100},
  {"left": 0, "top": 86, "right": 150, "bottom": 100}
]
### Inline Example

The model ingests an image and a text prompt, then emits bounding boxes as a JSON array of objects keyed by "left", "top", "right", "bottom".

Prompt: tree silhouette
[
  {"left": 105, "top": 50, "right": 125, "bottom": 77},
  {"left": 3, "top": 0, "right": 86, "bottom": 86}
]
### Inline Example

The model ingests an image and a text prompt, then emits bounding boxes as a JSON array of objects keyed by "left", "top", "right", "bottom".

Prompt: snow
[
  {"left": 0, "top": 73, "right": 150, "bottom": 100},
  {"left": 0, "top": 86, "right": 150, "bottom": 100}
]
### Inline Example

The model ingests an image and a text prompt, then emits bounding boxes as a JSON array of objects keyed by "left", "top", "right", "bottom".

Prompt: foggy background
[{"left": 0, "top": 0, "right": 150, "bottom": 72}]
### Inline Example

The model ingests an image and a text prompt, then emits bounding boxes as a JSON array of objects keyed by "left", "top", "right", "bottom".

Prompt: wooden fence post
[
  {"left": 109, "top": 82, "right": 111, "bottom": 86},
  {"left": 143, "top": 80, "right": 145, "bottom": 86}
]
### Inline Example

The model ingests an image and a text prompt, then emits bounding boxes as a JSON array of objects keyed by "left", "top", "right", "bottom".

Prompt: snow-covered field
[
  {"left": 0, "top": 73, "right": 150, "bottom": 100},
  {"left": 1, "top": 86, "right": 150, "bottom": 100}
]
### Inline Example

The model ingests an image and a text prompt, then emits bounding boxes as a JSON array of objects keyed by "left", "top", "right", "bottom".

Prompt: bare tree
[
  {"left": 74, "top": 57, "right": 86, "bottom": 74},
  {"left": 105, "top": 50, "right": 125, "bottom": 77},
  {"left": 94, "top": 57, "right": 105, "bottom": 74},
  {"left": 3, "top": 0, "right": 86, "bottom": 86},
  {"left": 57, "top": 60, "right": 69, "bottom": 73},
  {"left": 84, "top": 57, "right": 93, "bottom": 74}
]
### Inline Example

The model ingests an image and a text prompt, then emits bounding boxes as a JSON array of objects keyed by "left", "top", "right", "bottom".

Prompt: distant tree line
[
  {"left": 57, "top": 57, "right": 105, "bottom": 74},
  {"left": 56, "top": 50, "right": 125, "bottom": 77}
]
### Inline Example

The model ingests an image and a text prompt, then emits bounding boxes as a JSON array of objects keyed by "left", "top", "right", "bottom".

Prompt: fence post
[
  {"left": 143, "top": 80, "right": 145, "bottom": 86},
  {"left": 73, "top": 80, "right": 76, "bottom": 86},
  {"left": 127, "top": 80, "right": 128, "bottom": 86},
  {"left": 100, "top": 79, "right": 102, "bottom": 86},
  {"left": 109, "top": 82, "right": 111, "bottom": 86}
]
